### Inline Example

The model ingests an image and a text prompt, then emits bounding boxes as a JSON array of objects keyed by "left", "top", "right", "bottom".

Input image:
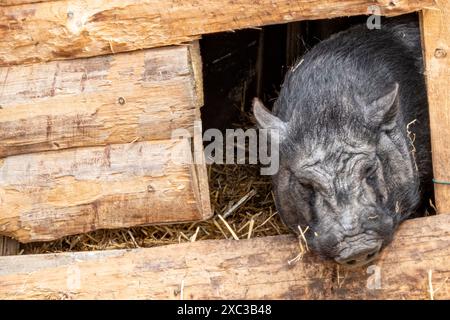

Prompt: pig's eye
[
  {"left": 291, "top": 177, "right": 315, "bottom": 195},
  {"left": 298, "top": 180, "right": 314, "bottom": 191},
  {"left": 294, "top": 180, "right": 316, "bottom": 208},
  {"left": 365, "top": 165, "right": 378, "bottom": 182}
]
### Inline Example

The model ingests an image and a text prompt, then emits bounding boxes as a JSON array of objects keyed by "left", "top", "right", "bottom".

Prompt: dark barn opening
[{"left": 199, "top": 11, "right": 435, "bottom": 229}]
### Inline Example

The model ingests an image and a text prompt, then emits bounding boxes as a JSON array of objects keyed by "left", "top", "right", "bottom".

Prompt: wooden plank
[
  {"left": 420, "top": 2, "right": 450, "bottom": 214},
  {"left": 0, "top": 214, "right": 448, "bottom": 299},
  {"left": 0, "top": 138, "right": 212, "bottom": 243},
  {"left": 0, "top": 236, "right": 19, "bottom": 256},
  {"left": 0, "top": 0, "right": 54, "bottom": 6},
  {"left": 0, "top": 43, "right": 202, "bottom": 158},
  {"left": 0, "top": 0, "right": 436, "bottom": 66}
]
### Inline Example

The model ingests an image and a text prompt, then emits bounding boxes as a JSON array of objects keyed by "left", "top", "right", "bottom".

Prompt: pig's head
[{"left": 253, "top": 83, "right": 420, "bottom": 267}]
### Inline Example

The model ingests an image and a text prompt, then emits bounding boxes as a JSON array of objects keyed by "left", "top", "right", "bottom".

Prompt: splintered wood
[
  {"left": 0, "top": 214, "right": 448, "bottom": 299},
  {"left": 0, "top": 0, "right": 436, "bottom": 66}
]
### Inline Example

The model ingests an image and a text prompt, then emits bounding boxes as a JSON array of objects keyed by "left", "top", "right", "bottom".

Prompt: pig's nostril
[{"left": 335, "top": 243, "right": 382, "bottom": 266}]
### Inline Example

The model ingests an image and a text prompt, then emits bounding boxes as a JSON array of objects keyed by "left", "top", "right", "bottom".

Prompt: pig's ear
[
  {"left": 253, "top": 98, "right": 287, "bottom": 139},
  {"left": 366, "top": 83, "right": 399, "bottom": 131}
]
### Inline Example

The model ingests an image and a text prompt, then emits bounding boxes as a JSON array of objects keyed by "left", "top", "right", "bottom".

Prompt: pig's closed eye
[
  {"left": 295, "top": 177, "right": 330, "bottom": 197},
  {"left": 291, "top": 177, "right": 314, "bottom": 194},
  {"left": 295, "top": 180, "right": 316, "bottom": 207},
  {"left": 301, "top": 181, "right": 319, "bottom": 222},
  {"left": 298, "top": 180, "right": 315, "bottom": 191},
  {"left": 364, "top": 165, "right": 378, "bottom": 182}
]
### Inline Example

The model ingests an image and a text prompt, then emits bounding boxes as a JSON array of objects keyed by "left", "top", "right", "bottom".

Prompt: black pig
[{"left": 253, "top": 21, "right": 432, "bottom": 267}]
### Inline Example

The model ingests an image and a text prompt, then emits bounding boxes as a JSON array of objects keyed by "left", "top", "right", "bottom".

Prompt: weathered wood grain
[
  {"left": 420, "top": 1, "right": 450, "bottom": 214},
  {"left": 0, "top": 0, "right": 52, "bottom": 5},
  {"left": 0, "top": 214, "right": 448, "bottom": 299},
  {"left": 0, "top": 0, "right": 436, "bottom": 66},
  {"left": 0, "top": 138, "right": 212, "bottom": 243},
  {"left": 0, "top": 43, "right": 202, "bottom": 157}
]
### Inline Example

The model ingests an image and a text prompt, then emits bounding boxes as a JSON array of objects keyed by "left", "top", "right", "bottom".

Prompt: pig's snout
[{"left": 334, "top": 241, "right": 382, "bottom": 267}]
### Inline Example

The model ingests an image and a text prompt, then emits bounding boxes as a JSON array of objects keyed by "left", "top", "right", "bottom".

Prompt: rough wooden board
[
  {"left": 0, "top": 43, "right": 202, "bottom": 157},
  {"left": 0, "top": 139, "right": 212, "bottom": 243},
  {"left": 420, "top": 1, "right": 450, "bottom": 214},
  {"left": 0, "top": 0, "right": 436, "bottom": 66},
  {"left": 0, "top": 214, "right": 448, "bottom": 299},
  {"left": 0, "top": 0, "right": 53, "bottom": 5},
  {"left": 0, "top": 236, "right": 19, "bottom": 256},
  {"left": 191, "top": 113, "right": 211, "bottom": 221}
]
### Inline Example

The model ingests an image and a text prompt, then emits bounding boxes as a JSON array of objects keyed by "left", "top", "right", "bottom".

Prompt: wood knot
[
  {"left": 118, "top": 97, "right": 126, "bottom": 105},
  {"left": 147, "top": 185, "right": 155, "bottom": 192},
  {"left": 388, "top": 0, "right": 398, "bottom": 7},
  {"left": 378, "top": 0, "right": 397, "bottom": 8},
  {"left": 434, "top": 48, "right": 447, "bottom": 59}
]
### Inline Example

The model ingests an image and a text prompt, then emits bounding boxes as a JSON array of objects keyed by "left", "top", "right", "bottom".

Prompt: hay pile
[{"left": 22, "top": 111, "right": 289, "bottom": 254}]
